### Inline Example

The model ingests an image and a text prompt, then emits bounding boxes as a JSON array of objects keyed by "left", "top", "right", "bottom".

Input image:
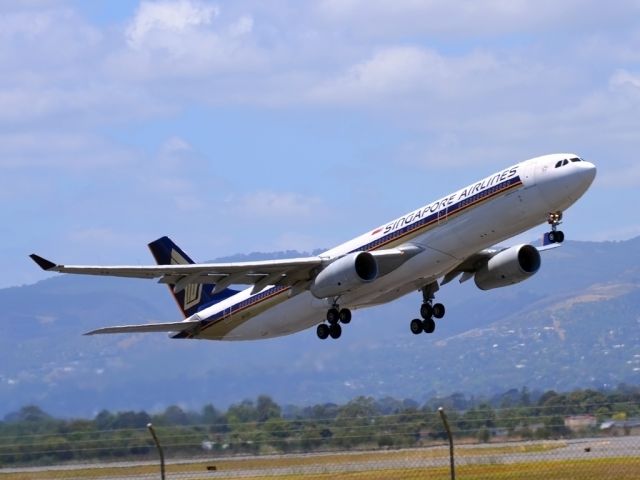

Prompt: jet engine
[
  {"left": 310, "top": 251, "right": 378, "bottom": 299},
  {"left": 474, "top": 244, "right": 541, "bottom": 291}
]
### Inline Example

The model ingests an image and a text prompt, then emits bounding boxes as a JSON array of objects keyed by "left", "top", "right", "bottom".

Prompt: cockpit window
[{"left": 555, "top": 157, "right": 583, "bottom": 168}]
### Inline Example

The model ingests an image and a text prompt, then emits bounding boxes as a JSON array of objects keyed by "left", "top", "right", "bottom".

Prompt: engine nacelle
[
  {"left": 310, "top": 251, "right": 378, "bottom": 299},
  {"left": 474, "top": 244, "right": 541, "bottom": 291}
]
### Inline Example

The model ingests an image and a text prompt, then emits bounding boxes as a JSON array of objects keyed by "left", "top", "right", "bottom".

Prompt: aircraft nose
[{"left": 579, "top": 160, "right": 597, "bottom": 187}]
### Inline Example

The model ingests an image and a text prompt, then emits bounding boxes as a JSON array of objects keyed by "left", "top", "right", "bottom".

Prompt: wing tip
[{"left": 29, "top": 254, "right": 57, "bottom": 271}]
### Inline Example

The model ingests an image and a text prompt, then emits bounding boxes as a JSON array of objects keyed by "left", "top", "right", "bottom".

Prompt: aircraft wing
[
  {"left": 30, "top": 253, "right": 324, "bottom": 294},
  {"left": 31, "top": 243, "right": 420, "bottom": 295}
]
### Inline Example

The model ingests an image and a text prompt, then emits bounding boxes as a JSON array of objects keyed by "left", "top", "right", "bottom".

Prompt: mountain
[{"left": 1, "top": 237, "right": 639, "bottom": 417}]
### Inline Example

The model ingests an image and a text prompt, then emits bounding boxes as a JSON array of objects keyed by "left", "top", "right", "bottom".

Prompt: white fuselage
[{"left": 187, "top": 153, "right": 596, "bottom": 340}]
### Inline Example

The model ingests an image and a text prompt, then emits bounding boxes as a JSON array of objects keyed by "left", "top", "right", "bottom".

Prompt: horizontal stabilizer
[{"left": 84, "top": 320, "right": 200, "bottom": 336}]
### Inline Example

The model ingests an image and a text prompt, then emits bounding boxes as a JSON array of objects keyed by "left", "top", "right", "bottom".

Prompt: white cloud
[
  {"left": 112, "top": 0, "right": 265, "bottom": 80},
  {"left": 143, "top": 136, "right": 222, "bottom": 212},
  {"left": 0, "top": 6, "right": 102, "bottom": 66},
  {"left": 66, "top": 228, "right": 152, "bottom": 251},
  {"left": 307, "top": 46, "right": 550, "bottom": 110},
  {"left": 161, "top": 136, "right": 193, "bottom": 154},
  {"left": 126, "top": 0, "right": 219, "bottom": 49},
  {"left": 228, "top": 15, "right": 253, "bottom": 37},
  {"left": 315, "top": 0, "right": 640, "bottom": 38},
  {"left": 232, "top": 191, "right": 325, "bottom": 219},
  {"left": 2, "top": 0, "right": 640, "bottom": 285},
  {"left": 0, "top": 132, "right": 136, "bottom": 168},
  {"left": 609, "top": 69, "right": 640, "bottom": 90}
]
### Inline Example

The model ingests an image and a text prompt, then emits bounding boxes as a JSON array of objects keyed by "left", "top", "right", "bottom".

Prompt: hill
[{"left": 1, "top": 237, "right": 639, "bottom": 417}]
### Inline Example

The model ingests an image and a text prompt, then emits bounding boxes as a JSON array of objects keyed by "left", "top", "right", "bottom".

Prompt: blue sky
[{"left": 2, "top": 0, "right": 640, "bottom": 287}]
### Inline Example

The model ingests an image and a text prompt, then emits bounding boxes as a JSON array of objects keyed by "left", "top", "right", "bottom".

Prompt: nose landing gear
[
  {"left": 317, "top": 303, "right": 352, "bottom": 340},
  {"left": 546, "top": 211, "right": 565, "bottom": 244},
  {"left": 410, "top": 282, "right": 445, "bottom": 335}
]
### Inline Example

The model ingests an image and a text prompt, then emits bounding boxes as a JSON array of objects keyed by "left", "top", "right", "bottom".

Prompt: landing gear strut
[
  {"left": 317, "top": 302, "right": 352, "bottom": 340},
  {"left": 410, "top": 282, "right": 445, "bottom": 335},
  {"left": 546, "top": 211, "right": 565, "bottom": 244}
]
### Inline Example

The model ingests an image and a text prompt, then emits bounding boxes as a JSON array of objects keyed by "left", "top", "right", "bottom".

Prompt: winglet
[{"left": 29, "top": 254, "right": 57, "bottom": 271}]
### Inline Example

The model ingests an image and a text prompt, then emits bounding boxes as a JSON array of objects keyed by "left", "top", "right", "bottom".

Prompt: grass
[
  {"left": 0, "top": 444, "right": 638, "bottom": 479},
  {"left": 249, "top": 458, "right": 640, "bottom": 480}
]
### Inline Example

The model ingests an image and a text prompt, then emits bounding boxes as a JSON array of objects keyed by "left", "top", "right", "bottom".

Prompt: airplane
[{"left": 30, "top": 153, "right": 596, "bottom": 341}]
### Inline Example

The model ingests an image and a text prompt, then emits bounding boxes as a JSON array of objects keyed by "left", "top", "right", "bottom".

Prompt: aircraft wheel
[
  {"left": 548, "top": 231, "right": 556, "bottom": 243},
  {"left": 433, "top": 303, "right": 446, "bottom": 319},
  {"left": 339, "top": 308, "right": 352, "bottom": 324},
  {"left": 329, "top": 323, "right": 342, "bottom": 339},
  {"left": 420, "top": 303, "right": 433, "bottom": 320},
  {"left": 410, "top": 318, "right": 423, "bottom": 335},
  {"left": 317, "top": 324, "right": 330, "bottom": 340},
  {"left": 555, "top": 231, "right": 565, "bottom": 243},
  {"left": 327, "top": 308, "right": 340, "bottom": 324},
  {"left": 423, "top": 318, "right": 436, "bottom": 334}
]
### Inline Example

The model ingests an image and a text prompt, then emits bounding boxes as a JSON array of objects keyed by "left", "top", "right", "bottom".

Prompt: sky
[{"left": 2, "top": 0, "right": 640, "bottom": 288}]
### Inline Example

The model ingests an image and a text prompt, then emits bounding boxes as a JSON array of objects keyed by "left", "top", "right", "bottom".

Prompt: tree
[
  {"left": 111, "top": 411, "right": 150, "bottom": 429},
  {"left": 162, "top": 405, "right": 189, "bottom": 426},
  {"left": 227, "top": 400, "right": 258, "bottom": 424},
  {"left": 337, "top": 396, "right": 377, "bottom": 420},
  {"left": 202, "top": 404, "right": 227, "bottom": 433},
  {"left": 4, "top": 406, "right": 51, "bottom": 423},
  {"left": 94, "top": 410, "right": 115, "bottom": 430},
  {"left": 256, "top": 396, "right": 281, "bottom": 423}
]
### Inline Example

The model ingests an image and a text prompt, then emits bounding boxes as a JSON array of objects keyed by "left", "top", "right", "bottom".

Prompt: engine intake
[
  {"left": 474, "top": 244, "right": 541, "bottom": 291},
  {"left": 310, "top": 251, "right": 378, "bottom": 299}
]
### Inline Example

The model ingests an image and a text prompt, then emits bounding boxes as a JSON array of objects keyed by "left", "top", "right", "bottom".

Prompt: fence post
[
  {"left": 438, "top": 407, "right": 455, "bottom": 480},
  {"left": 147, "top": 423, "right": 165, "bottom": 480}
]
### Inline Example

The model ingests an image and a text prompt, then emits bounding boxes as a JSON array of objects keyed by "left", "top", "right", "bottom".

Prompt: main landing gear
[
  {"left": 317, "top": 304, "right": 352, "bottom": 340},
  {"left": 410, "top": 282, "right": 445, "bottom": 335},
  {"left": 546, "top": 211, "right": 565, "bottom": 244}
]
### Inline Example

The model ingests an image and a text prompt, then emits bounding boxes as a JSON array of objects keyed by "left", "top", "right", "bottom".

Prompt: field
[{"left": 1, "top": 437, "right": 638, "bottom": 479}]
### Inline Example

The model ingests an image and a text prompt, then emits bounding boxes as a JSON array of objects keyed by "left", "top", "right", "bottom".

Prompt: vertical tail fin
[{"left": 148, "top": 236, "right": 238, "bottom": 317}]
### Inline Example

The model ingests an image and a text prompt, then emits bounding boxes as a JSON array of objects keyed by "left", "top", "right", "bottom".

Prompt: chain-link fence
[{"left": 1, "top": 404, "right": 639, "bottom": 479}]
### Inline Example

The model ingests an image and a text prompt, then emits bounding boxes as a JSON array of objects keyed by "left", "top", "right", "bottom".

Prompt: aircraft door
[
  {"left": 437, "top": 200, "right": 448, "bottom": 225},
  {"left": 531, "top": 160, "right": 549, "bottom": 186}
]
